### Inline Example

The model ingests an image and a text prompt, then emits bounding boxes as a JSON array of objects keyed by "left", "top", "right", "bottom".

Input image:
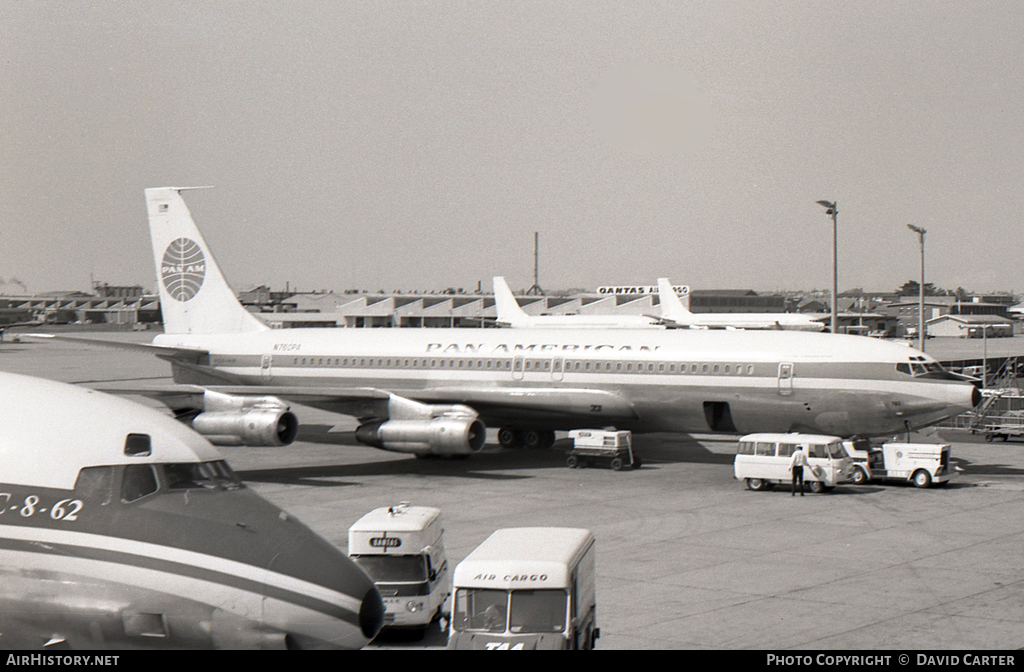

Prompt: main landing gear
[{"left": 497, "top": 427, "right": 556, "bottom": 450}]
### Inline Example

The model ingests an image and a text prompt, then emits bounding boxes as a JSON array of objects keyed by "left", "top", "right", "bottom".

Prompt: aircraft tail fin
[
  {"left": 657, "top": 278, "right": 693, "bottom": 324},
  {"left": 492, "top": 277, "right": 529, "bottom": 327},
  {"left": 145, "top": 187, "right": 269, "bottom": 335}
]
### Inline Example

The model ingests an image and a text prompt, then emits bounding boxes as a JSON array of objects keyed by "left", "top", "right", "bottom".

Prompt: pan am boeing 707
[{"left": 32, "top": 188, "right": 979, "bottom": 454}]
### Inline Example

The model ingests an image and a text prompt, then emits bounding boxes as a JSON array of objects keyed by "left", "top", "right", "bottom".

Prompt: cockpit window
[
  {"left": 896, "top": 361, "right": 956, "bottom": 380},
  {"left": 163, "top": 460, "right": 242, "bottom": 491},
  {"left": 121, "top": 464, "right": 159, "bottom": 502},
  {"left": 75, "top": 466, "right": 114, "bottom": 505},
  {"left": 124, "top": 433, "right": 152, "bottom": 457}
]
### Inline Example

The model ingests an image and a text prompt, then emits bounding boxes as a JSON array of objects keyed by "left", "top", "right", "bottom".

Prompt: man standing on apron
[{"left": 790, "top": 445, "right": 809, "bottom": 496}]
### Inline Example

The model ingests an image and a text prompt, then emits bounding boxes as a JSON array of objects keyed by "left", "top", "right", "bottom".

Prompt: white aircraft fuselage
[
  {"left": 155, "top": 326, "right": 979, "bottom": 438},
  {"left": 0, "top": 371, "right": 383, "bottom": 649}
]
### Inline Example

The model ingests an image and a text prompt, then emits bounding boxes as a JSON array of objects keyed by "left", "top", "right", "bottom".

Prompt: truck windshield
[
  {"left": 510, "top": 589, "right": 567, "bottom": 633},
  {"left": 453, "top": 588, "right": 508, "bottom": 632},
  {"left": 352, "top": 555, "right": 427, "bottom": 583}
]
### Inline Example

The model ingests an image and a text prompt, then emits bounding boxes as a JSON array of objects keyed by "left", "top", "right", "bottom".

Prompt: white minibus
[{"left": 735, "top": 433, "right": 852, "bottom": 493}]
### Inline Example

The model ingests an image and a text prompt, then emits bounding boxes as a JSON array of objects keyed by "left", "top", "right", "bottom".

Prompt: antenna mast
[{"left": 526, "top": 231, "right": 544, "bottom": 296}]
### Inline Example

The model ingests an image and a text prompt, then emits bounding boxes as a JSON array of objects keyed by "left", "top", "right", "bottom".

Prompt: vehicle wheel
[
  {"left": 566, "top": 455, "right": 579, "bottom": 469},
  {"left": 810, "top": 480, "right": 827, "bottom": 494},
  {"left": 746, "top": 478, "right": 767, "bottom": 491},
  {"left": 851, "top": 466, "right": 869, "bottom": 485},
  {"left": 610, "top": 457, "right": 624, "bottom": 471},
  {"left": 912, "top": 470, "right": 932, "bottom": 488},
  {"left": 524, "top": 430, "right": 546, "bottom": 449},
  {"left": 986, "top": 434, "right": 994, "bottom": 442},
  {"left": 498, "top": 427, "right": 523, "bottom": 449}
]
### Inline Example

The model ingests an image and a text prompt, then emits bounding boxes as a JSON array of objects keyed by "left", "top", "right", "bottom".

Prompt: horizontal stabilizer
[{"left": 23, "top": 333, "right": 208, "bottom": 362}]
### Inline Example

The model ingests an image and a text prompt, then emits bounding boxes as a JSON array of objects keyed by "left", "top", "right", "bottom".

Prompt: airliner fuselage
[
  {"left": 155, "top": 327, "right": 979, "bottom": 438},
  {"left": 0, "top": 372, "right": 383, "bottom": 649}
]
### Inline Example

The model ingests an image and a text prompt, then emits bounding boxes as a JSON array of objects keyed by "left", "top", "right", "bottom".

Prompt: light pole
[
  {"left": 907, "top": 224, "right": 927, "bottom": 352},
  {"left": 816, "top": 200, "right": 838, "bottom": 334}
]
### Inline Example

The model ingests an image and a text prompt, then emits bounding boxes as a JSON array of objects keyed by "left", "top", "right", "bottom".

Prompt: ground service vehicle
[
  {"left": 449, "top": 527, "right": 598, "bottom": 650},
  {"left": 980, "top": 410, "right": 1024, "bottom": 442},
  {"left": 735, "top": 433, "right": 852, "bottom": 493},
  {"left": 348, "top": 503, "right": 450, "bottom": 635},
  {"left": 566, "top": 430, "right": 640, "bottom": 470},
  {"left": 842, "top": 441, "right": 955, "bottom": 488}
]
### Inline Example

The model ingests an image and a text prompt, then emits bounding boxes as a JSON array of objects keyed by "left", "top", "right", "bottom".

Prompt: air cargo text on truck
[{"left": 449, "top": 527, "right": 598, "bottom": 650}]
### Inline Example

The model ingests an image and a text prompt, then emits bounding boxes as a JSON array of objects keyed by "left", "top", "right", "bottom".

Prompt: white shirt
[{"left": 790, "top": 449, "right": 809, "bottom": 468}]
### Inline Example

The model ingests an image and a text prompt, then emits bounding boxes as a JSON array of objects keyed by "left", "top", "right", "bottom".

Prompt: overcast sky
[{"left": 2, "top": 1, "right": 1022, "bottom": 296}]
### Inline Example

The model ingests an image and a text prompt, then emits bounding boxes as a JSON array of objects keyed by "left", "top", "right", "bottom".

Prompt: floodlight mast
[
  {"left": 907, "top": 224, "right": 927, "bottom": 352},
  {"left": 816, "top": 201, "right": 838, "bottom": 334}
]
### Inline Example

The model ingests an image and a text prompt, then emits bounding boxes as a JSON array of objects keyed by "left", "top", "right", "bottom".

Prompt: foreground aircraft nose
[{"left": 359, "top": 587, "right": 385, "bottom": 640}]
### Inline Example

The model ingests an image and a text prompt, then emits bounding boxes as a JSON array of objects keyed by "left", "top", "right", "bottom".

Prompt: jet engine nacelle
[
  {"left": 355, "top": 416, "right": 486, "bottom": 455},
  {"left": 191, "top": 408, "right": 299, "bottom": 447},
  {"left": 187, "top": 390, "right": 299, "bottom": 446}
]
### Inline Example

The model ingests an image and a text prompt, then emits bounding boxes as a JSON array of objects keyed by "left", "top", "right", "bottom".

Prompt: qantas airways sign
[
  {"left": 597, "top": 285, "right": 689, "bottom": 295},
  {"left": 161, "top": 238, "right": 206, "bottom": 302}
]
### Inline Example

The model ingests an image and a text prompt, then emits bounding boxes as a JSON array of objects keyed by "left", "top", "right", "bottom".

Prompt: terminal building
[
  {"left": 5, "top": 282, "right": 1019, "bottom": 339},
  {"left": 238, "top": 287, "right": 800, "bottom": 329},
  {"left": 0, "top": 284, "right": 160, "bottom": 327}
]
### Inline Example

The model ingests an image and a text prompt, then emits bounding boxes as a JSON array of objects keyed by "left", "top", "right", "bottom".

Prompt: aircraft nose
[{"left": 359, "top": 586, "right": 385, "bottom": 640}]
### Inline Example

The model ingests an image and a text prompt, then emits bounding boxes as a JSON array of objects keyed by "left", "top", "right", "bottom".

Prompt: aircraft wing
[
  {"left": 23, "top": 333, "right": 208, "bottom": 363},
  {"left": 90, "top": 381, "right": 638, "bottom": 426}
]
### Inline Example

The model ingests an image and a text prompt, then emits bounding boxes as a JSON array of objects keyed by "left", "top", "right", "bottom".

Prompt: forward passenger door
[{"left": 777, "top": 362, "right": 794, "bottom": 396}]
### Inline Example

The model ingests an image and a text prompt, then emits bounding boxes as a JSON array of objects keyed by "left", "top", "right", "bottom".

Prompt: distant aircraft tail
[
  {"left": 492, "top": 277, "right": 529, "bottom": 327},
  {"left": 657, "top": 278, "right": 693, "bottom": 324},
  {"left": 145, "top": 187, "right": 268, "bottom": 335}
]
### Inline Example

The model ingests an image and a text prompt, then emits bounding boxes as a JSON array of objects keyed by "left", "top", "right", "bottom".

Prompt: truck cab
[
  {"left": 348, "top": 503, "right": 450, "bottom": 635},
  {"left": 449, "top": 527, "right": 598, "bottom": 650}
]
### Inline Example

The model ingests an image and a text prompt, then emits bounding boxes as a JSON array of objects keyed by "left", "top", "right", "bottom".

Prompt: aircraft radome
[
  {"left": 0, "top": 370, "right": 384, "bottom": 649},
  {"left": 30, "top": 187, "right": 980, "bottom": 454}
]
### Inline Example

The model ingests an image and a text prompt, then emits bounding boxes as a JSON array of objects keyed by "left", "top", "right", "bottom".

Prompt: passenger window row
[
  {"left": 736, "top": 441, "right": 843, "bottom": 458},
  {"left": 288, "top": 356, "right": 759, "bottom": 376},
  {"left": 291, "top": 356, "right": 513, "bottom": 370}
]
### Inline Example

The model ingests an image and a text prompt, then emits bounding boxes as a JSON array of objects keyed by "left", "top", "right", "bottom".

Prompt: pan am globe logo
[{"left": 161, "top": 238, "right": 206, "bottom": 302}]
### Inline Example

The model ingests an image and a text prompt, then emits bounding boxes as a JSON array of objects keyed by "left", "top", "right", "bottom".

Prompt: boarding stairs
[{"left": 966, "top": 356, "right": 1024, "bottom": 432}]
